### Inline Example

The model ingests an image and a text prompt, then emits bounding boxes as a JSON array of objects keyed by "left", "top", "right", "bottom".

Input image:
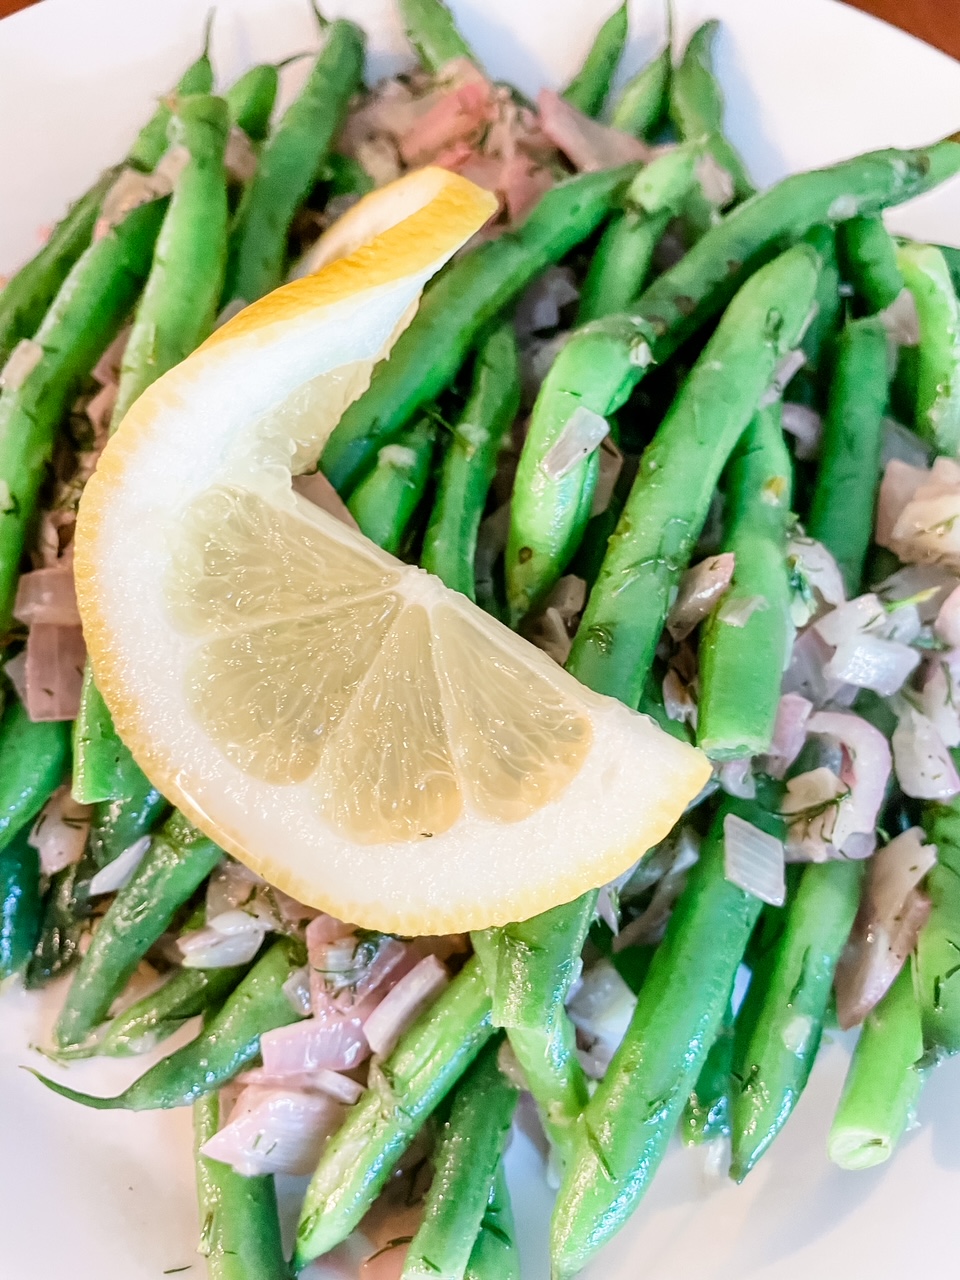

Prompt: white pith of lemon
[{"left": 75, "top": 166, "right": 710, "bottom": 934}]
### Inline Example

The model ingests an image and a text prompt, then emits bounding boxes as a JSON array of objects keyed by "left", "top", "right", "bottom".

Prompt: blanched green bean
[
  {"left": 563, "top": 3, "right": 628, "bottom": 118},
  {"left": 897, "top": 240, "right": 960, "bottom": 455}
]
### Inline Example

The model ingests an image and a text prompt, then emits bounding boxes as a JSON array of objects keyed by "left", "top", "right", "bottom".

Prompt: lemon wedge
[{"left": 75, "top": 167, "right": 710, "bottom": 934}]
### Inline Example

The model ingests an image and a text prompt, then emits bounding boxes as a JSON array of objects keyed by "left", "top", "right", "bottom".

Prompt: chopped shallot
[
  {"left": 591, "top": 436, "right": 624, "bottom": 517},
  {"left": 24, "top": 623, "right": 86, "bottom": 721},
  {"left": 879, "top": 457, "right": 960, "bottom": 568},
  {"left": 515, "top": 266, "right": 580, "bottom": 336},
  {"left": 782, "top": 766, "right": 849, "bottom": 862},
  {"left": 13, "top": 566, "right": 80, "bottom": 626},
  {"left": 803, "top": 712, "right": 892, "bottom": 857},
  {"left": 28, "top": 785, "right": 93, "bottom": 876},
  {"left": 308, "top": 930, "right": 407, "bottom": 1013},
  {"left": 614, "top": 828, "right": 699, "bottom": 950},
  {"left": 537, "top": 89, "right": 651, "bottom": 171},
  {"left": 178, "top": 920, "right": 266, "bottom": 969},
  {"left": 224, "top": 125, "right": 258, "bottom": 184},
  {"left": 87, "top": 835, "right": 151, "bottom": 895},
  {"left": 237, "top": 1065, "right": 364, "bottom": 1106},
  {"left": 881, "top": 417, "right": 930, "bottom": 470},
  {"left": 787, "top": 536, "right": 846, "bottom": 621},
  {"left": 292, "top": 470, "right": 359, "bottom": 529},
  {"left": 834, "top": 827, "right": 936, "bottom": 1028},
  {"left": 723, "top": 812, "right": 785, "bottom": 906},
  {"left": 567, "top": 959, "right": 637, "bottom": 1078},
  {"left": 824, "top": 632, "right": 919, "bottom": 696},
  {"left": 540, "top": 406, "right": 609, "bottom": 480},
  {"left": 935, "top": 583, "right": 960, "bottom": 647},
  {"left": 524, "top": 574, "right": 587, "bottom": 665},
  {"left": 260, "top": 1008, "right": 371, "bottom": 1074},
  {"left": 397, "top": 73, "right": 496, "bottom": 166},
  {"left": 917, "top": 659, "right": 960, "bottom": 748},
  {"left": 759, "top": 693, "right": 813, "bottom": 778},
  {"left": 666, "top": 553, "right": 736, "bottom": 641},
  {"left": 200, "top": 1086, "right": 344, "bottom": 1176},
  {"left": 362, "top": 955, "right": 449, "bottom": 1057},
  {"left": 4, "top": 651, "right": 27, "bottom": 704},
  {"left": 663, "top": 668, "right": 697, "bottom": 727},
  {"left": 877, "top": 564, "right": 960, "bottom": 621},
  {"left": 282, "top": 965, "right": 313, "bottom": 1017},
  {"left": 781, "top": 402, "right": 822, "bottom": 461},
  {"left": 892, "top": 703, "right": 960, "bottom": 801},
  {"left": 718, "top": 758, "right": 756, "bottom": 800},
  {"left": 880, "top": 288, "right": 920, "bottom": 346}
]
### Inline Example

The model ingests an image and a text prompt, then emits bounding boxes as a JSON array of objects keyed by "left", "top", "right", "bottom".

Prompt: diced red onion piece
[
  {"left": 537, "top": 88, "right": 650, "bottom": 172},
  {"left": 814, "top": 594, "right": 886, "bottom": 646},
  {"left": 540, "top": 406, "right": 609, "bottom": 481},
  {"left": 935, "top": 583, "right": 960, "bottom": 647},
  {"left": 260, "top": 1011, "right": 370, "bottom": 1074},
  {"left": 876, "top": 459, "right": 929, "bottom": 548},
  {"left": 282, "top": 966, "right": 312, "bottom": 1017},
  {"left": 781, "top": 402, "right": 822, "bottom": 461},
  {"left": 515, "top": 266, "right": 580, "bottom": 336},
  {"left": 178, "top": 924, "right": 265, "bottom": 969},
  {"left": 27, "top": 785, "right": 93, "bottom": 876},
  {"left": 787, "top": 537, "right": 846, "bottom": 611},
  {"left": 292, "top": 471, "right": 359, "bottom": 530},
  {"left": 666, "top": 552, "right": 736, "bottom": 641},
  {"left": 24, "top": 623, "right": 86, "bottom": 721},
  {"left": 87, "top": 835, "right": 151, "bottom": 895},
  {"left": 760, "top": 693, "right": 813, "bottom": 778},
  {"left": 782, "top": 767, "right": 848, "bottom": 862},
  {"left": 718, "top": 758, "right": 756, "bottom": 799},
  {"left": 807, "top": 711, "right": 892, "bottom": 853},
  {"left": 567, "top": 959, "right": 637, "bottom": 1078},
  {"left": 13, "top": 566, "right": 79, "bottom": 627},
  {"left": 362, "top": 955, "right": 449, "bottom": 1058},
  {"left": 834, "top": 827, "right": 936, "bottom": 1028},
  {"left": 723, "top": 812, "right": 785, "bottom": 906},
  {"left": 200, "top": 1086, "right": 344, "bottom": 1176},
  {"left": 824, "top": 633, "right": 919, "bottom": 696},
  {"left": 237, "top": 1065, "right": 364, "bottom": 1106},
  {"left": 782, "top": 626, "right": 855, "bottom": 708},
  {"left": 892, "top": 704, "right": 960, "bottom": 800},
  {"left": 918, "top": 659, "right": 960, "bottom": 748}
]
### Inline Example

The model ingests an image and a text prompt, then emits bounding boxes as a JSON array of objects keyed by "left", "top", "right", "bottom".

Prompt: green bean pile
[{"left": 4, "top": 1, "right": 960, "bottom": 1276}]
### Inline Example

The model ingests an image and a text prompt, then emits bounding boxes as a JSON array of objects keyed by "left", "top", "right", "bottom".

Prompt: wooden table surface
[{"left": 0, "top": 0, "right": 957, "bottom": 57}]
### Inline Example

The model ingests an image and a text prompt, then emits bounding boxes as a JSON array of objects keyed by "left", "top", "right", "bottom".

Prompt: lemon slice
[{"left": 75, "top": 167, "right": 710, "bottom": 934}]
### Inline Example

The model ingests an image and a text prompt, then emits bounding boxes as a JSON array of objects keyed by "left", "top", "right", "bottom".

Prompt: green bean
[
  {"left": 402, "top": 1037, "right": 518, "bottom": 1280},
  {"left": 95, "top": 957, "right": 250, "bottom": 1058},
  {"left": 506, "top": 314, "right": 655, "bottom": 624},
  {"left": 0, "top": 172, "right": 115, "bottom": 371},
  {"left": 421, "top": 324, "right": 520, "bottom": 599},
  {"left": 471, "top": 894, "right": 594, "bottom": 1159},
  {"left": 0, "top": 198, "right": 167, "bottom": 630},
  {"left": 112, "top": 95, "right": 230, "bottom": 427},
  {"left": 799, "top": 224, "right": 842, "bottom": 379},
  {"left": 729, "top": 859, "right": 864, "bottom": 1180},
  {"left": 828, "top": 960, "right": 925, "bottom": 1170},
  {"left": 321, "top": 151, "right": 375, "bottom": 200},
  {"left": 838, "top": 214, "right": 904, "bottom": 314},
  {"left": 54, "top": 811, "right": 223, "bottom": 1049},
  {"left": 347, "top": 416, "right": 436, "bottom": 555},
  {"left": 681, "top": 997, "right": 735, "bottom": 1146},
  {"left": 34, "top": 937, "right": 305, "bottom": 1109},
  {"left": 25, "top": 860, "right": 90, "bottom": 988},
  {"left": 463, "top": 1162, "right": 519, "bottom": 1280},
  {"left": 577, "top": 141, "right": 703, "bottom": 324},
  {"left": 807, "top": 315, "right": 889, "bottom": 596},
  {"left": 0, "top": 826, "right": 42, "bottom": 979},
  {"left": 697, "top": 402, "right": 793, "bottom": 760},
  {"left": 916, "top": 793, "right": 960, "bottom": 1056},
  {"left": 551, "top": 801, "right": 767, "bottom": 1278},
  {"left": 295, "top": 955, "right": 494, "bottom": 1267},
  {"left": 320, "top": 165, "right": 639, "bottom": 494},
  {"left": 897, "top": 240, "right": 960, "bottom": 455},
  {"left": 126, "top": 23, "right": 216, "bottom": 170},
  {"left": 224, "top": 64, "right": 280, "bottom": 143},
  {"left": 72, "top": 674, "right": 146, "bottom": 805},
  {"left": 940, "top": 243, "right": 960, "bottom": 297},
  {"left": 669, "top": 20, "right": 754, "bottom": 202},
  {"left": 398, "top": 0, "right": 476, "bottom": 74},
  {"left": 0, "top": 43, "right": 212, "bottom": 368},
  {"left": 569, "top": 243, "right": 819, "bottom": 708},
  {"left": 610, "top": 43, "right": 671, "bottom": 140},
  {"left": 563, "top": 3, "right": 628, "bottom": 119},
  {"left": 223, "top": 19, "right": 366, "bottom": 306},
  {"left": 87, "top": 769, "right": 169, "bottom": 869},
  {"left": 638, "top": 140, "right": 960, "bottom": 363},
  {"left": 0, "top": 700, "right": 70, "bottom": 853},
  {"left": 194, "top": 1090, "right": 289, "bottom": 1280}
]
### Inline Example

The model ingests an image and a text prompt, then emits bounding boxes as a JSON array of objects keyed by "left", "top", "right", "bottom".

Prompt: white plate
[{"left": 2, "top": 1, "right": 960, "bottom": 1277}]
